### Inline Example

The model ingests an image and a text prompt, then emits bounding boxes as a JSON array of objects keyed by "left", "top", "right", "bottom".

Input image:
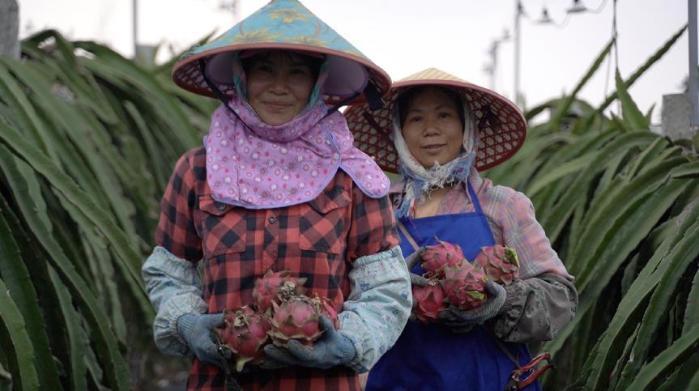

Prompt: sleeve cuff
[
  {"left": 153, "top": 293, "right": 208, "bottom": 356},
  {"left": 338, "top": 246, "right": 412, "bottom": 372}
]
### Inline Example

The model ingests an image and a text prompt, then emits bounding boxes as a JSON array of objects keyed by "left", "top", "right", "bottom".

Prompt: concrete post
[{"left": 0, "top": 0, "right": 20, "bottom": 59}]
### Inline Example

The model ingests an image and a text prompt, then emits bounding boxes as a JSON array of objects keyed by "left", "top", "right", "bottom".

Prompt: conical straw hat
[
  {"left": 344, "top": 68, "right": 527, "bottom": 172},
  {"left": 172, "top": 0, "right": 390, "bottom": 105}
]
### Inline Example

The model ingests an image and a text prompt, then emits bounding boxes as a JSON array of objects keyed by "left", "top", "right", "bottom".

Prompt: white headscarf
[{"left": 393, "top": 88, "right": 479, "bottom": 217}]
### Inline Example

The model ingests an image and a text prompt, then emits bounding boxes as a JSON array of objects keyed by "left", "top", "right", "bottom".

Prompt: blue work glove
[
  {"left": 263, "top": 317, "right": 356, "bottom": 369},
  {"left": 439, "top": 281, "right": 507, "bottom": 333},
  {"left": 177, "top": 312, "right": 226, "bottom": 368}
]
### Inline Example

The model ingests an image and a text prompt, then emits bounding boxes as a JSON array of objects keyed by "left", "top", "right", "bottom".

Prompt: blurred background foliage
[{"left": 0, "top": 26, "right": 697, "bottom": 390}]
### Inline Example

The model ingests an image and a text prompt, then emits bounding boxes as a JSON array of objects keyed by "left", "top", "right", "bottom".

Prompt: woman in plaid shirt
[
  {"left": 141, "top": 1, "right": 412, "bottom": 390},
  {"left": 345, "top": 68, "right": 578, "bottom": 390}
]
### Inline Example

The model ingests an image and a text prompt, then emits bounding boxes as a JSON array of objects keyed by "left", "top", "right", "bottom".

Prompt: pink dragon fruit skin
[
  {"left": 475, "top": 245, "right": 520, "bottom": 285},
  {"left": 412, "top": 284, "right": 446, "bottom": 322},
  {"left": 441, "top": 262, "right": 489, "bottom": 311},
  {"left": 315, "top": 295, "right": 340, "bottom": 329},
  {"left": 420, "top": 240, "right": 467, "bottom": 276},
  {"left": 270, "top": 296, "right": 324, "bottom": 346},
  {"left": 217, "top": 306, "right": 272, "bottom": 372},
  {"left": 252, "top": 270, "right": 307, "bottom": 313}
]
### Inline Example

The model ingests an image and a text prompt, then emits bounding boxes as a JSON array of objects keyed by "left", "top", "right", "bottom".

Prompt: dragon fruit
[
  {"left": 475, "top": 245, "right": 519, "bottom": 285},
  {"left": 412, "top": 284, "right": 446, "bottom": 322},
  {"left": 420, "top": 240, "right": 466, "bottom": 277},
  {"left": 270, "top": 295, "right": 337, "bottom": 345},
  {"left": 252, "top": 270, "right": 307, "bottom": 313},
  {"left": 441, "top": 262, "right": 489, "bottom": 311},
  {"left": 217, "top": 306, "right": 272, "bottom": 372}
]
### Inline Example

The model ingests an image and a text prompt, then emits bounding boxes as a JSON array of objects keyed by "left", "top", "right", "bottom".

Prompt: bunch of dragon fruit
[
  {"left": 407, "top": 241, "right": 489, "bottom": 321},
  {"left": 252, "top": 269, "right": 338, "bottom": 346},
  {"left": 474, "top": 244, "right": 520, "bottom": 285},
  {"left": 410, "top": 240, "right": 520, "bottom": 322},
  {"left": 216, "top": 306, "right": 272, "bottom": 372},
  {"left": 217, "top": 269, "right": 338, "bottom": 371}
]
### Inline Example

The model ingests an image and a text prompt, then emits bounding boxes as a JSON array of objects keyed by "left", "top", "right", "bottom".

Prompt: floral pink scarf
[{"left": 204, "top": 96, "right": 389, "bottom": 209}]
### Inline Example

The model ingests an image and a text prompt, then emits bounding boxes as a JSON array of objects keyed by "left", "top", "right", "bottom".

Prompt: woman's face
[
  {"left": 401, "top": 87, "right": 465, "bottom": 168},
  {"left": 245, "top": 52, "right": 316, "bottom": 125}
]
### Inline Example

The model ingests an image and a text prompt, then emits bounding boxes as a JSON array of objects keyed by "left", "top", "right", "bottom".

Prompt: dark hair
[
  {"left": 240, "top": 50, "right": 323, "bottom": 80},
  {"left": 397, "top": 86, "right": 465, "bottom": 128}
]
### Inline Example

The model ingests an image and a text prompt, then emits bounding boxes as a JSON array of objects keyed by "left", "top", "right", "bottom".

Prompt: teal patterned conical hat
[{"left": 172, "top": 0, "right": 390, "bottom": 105}]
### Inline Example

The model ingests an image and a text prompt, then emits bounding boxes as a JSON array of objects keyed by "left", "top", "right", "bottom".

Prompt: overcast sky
[{"left": 19, "top": 0, "right": 694, "bottom": 123}]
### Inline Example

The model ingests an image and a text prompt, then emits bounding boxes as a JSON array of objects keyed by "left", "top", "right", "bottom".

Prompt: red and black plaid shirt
[{"left": 155, "top": 147, "right": 398, "bottom": 391}]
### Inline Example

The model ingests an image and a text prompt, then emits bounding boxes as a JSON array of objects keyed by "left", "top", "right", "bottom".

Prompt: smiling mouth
[
  {"left": 422, "top": 144, "right": 446, "bottom": 151},
  {"left": 263, "top": 102, "right": 292, "bottom": 111}
]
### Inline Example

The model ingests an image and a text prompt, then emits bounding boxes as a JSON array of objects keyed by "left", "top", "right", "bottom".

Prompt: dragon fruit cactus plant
[
  {"left": 441, "top": 261, "right": 489, "bottom": 311},
  {"left": 252, "top": 270, "right": 307, "bottom": 313},
  {"left": 412, "top": 284, "right": 446, "bottom": 322},
  {"left": 217, "top": 306, "right": 272, "bottom": 372},
  {"left": 269, "top": 295, "right": 338, "bottom": 346},
  {"left": 475, "top": 245, "right": 520, "bottom": 285},
  {"left": 420, "top": 239, "right": 467, "bottom": 277}
]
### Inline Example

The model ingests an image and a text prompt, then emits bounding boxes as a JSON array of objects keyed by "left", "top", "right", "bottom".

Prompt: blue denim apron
[{"left": 366, "top": 183, "right": 541, "bottom": 391}]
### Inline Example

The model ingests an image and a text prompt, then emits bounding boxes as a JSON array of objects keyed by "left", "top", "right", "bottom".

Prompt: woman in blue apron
[{"left": 345, "top": 68, "right": 578, "bottom": 390}]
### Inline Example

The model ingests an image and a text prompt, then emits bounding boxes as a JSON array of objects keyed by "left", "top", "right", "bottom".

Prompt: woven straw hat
[
  {"left": 172, "top": 0, "right": 390, "bottom": 105},
  {"left": 344, "top": 68, "right": 527, "bottom": 172}
]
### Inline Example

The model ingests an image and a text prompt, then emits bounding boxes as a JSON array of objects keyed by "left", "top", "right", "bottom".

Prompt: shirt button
[{"left": 268, "top": 216, "right": 277, "bottom": 224}]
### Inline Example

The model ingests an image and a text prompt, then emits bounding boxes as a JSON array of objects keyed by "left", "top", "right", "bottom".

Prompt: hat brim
[
  {"left": 344, "top": 74, "right": 527, "bottom": 172},
  {"left": 172, "top": 44, "right": 389, "bottom": 106}
]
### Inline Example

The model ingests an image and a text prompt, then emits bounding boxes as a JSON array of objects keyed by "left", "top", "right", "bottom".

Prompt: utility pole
[
  {"left": 220, "top": 0, "right": 241, "bottom": 23},
  {"left": 689, "top": 0, "right": 698, "bottom": 129},
  {"left": 513, "top": 0, "right": 524, "bottom": 108},
  {"left": 487, "top": 42, "right": 499, "bottom": 90},
  {"left": 485, "top": 30, "right": 510, "bottom": 91},
  {"left": 132, "top": 0, "right": 138, "bottom": 58},
  {"left": 0, "top": 0, "right": 20, "bottom": 59}
]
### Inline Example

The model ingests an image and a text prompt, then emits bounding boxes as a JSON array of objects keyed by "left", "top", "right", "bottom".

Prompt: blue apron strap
[{"left": 467, "top": 181, "right": 484, "bottom": 215}]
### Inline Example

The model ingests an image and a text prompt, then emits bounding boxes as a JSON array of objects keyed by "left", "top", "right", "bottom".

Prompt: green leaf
[
  {"left": 625, "top": 326, "right": 699, "bottom": 390},
  {"left": 47, "top": 266, "right": 88, "bottom": 391},
  {"left": 615, "top": 69, "right": 649, "bottom": 131},
  {"left": 577, "top": 200, "right": 699, "bottom": 390},
  {"left": 549, "top": 38, "right": 614, "bottom": 130},
  {"left": 0, "top": 121, "right": 152, "bottom": 319},
  {"left": 616, "top": 217, "right": 699, "bottom": 387},
  {"left": 571, "top": 156, "right": 687, "bottom": 283},
  {"left": 539, "top": 132, "right": 657, "bottom": 244},
  {"left": 0, "top": 278, "right": 39, "bottom": 391},
  {"left": 526, "top": 153, "right": 598, "bottom": 196},
  {"left": 0, "top": 144, "right": 130, "bottom": 390},
  {"left": 684, "top": 268, "right": 699, "bottom": 335},
  {"left": 597, "top": 24, "right": 687, "bottom": 113},
  {"left": 0, "top": 199, "right": 62, "bottom": 390},
  {"left": 543, "top": 176, "right": 690, "bottom": 358}
]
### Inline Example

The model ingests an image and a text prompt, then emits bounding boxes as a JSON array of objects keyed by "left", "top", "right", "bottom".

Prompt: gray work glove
[
  {"left": 439, "top": 281, "right": 507, "bottom": 333},
  {"left": 405, "top": 248, "right": 433, "bottom": 287},
  {"left": 263, "top": 317, "right": 356, "bottom": 369},
  {"left": 177, "top": 312, "right": 226, "bottom": 368}
]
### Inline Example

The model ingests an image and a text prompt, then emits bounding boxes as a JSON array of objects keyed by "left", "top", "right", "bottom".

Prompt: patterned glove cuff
[
  {"left": 153, "top": 294, "right": 207, "bottom": 357},
  {"left": 341, "top": 330, "right": 367, "bottom": 373}
]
